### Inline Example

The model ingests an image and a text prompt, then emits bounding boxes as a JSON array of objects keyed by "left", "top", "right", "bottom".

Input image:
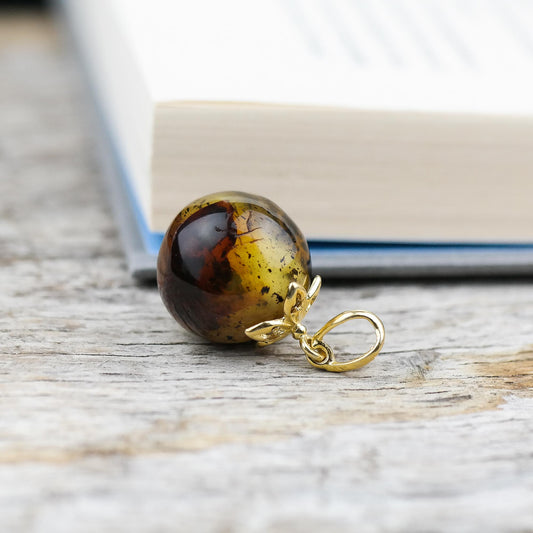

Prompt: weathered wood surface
[{"left": 1, "top": 12, "right": 532, "bottom": 533}]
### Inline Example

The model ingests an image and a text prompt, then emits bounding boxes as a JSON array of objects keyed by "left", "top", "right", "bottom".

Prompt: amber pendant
[{"left": 157, "top": 191, "right": 385, "bottom": 372}]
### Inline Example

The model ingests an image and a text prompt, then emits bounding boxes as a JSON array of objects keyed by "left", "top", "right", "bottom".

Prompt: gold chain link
[{"left": 245, "top": 276, "right": 385, "bottom": 373}]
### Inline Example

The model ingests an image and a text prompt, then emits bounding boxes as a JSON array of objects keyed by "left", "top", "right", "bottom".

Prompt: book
[{"left": 60, "top": 0, "right": 533, "bottom": 279}]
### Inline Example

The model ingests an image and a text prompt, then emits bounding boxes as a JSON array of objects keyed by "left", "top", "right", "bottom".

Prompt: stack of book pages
[{"left": 61, "top": 0, "right": 533, "bottom": 278}]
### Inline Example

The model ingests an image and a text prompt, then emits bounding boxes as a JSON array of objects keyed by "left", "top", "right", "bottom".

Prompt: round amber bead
[{"left": 157, "top": 191, "right": 311, "bottom": 343}]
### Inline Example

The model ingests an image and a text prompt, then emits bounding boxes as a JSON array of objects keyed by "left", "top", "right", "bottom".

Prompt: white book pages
[
  {"left": 110, "top": 0, "right": 533, "bottom": 113},
  {"left": 64, "top": 0, "right": 533, "bottom": 242}
]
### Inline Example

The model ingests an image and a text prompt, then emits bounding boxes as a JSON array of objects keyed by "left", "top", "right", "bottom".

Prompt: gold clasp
[{"left": 245, "top": 275, "right": 385, "bottom": 372}]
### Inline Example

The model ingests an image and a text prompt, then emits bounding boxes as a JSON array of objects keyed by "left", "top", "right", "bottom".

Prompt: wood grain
[{"left": 0, "top": 13, "right": 532, "bottom": 533}]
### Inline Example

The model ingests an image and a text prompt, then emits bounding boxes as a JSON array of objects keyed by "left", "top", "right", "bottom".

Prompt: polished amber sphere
[{"left": 157, "top": 191, "right": 311, "bottom": 343}]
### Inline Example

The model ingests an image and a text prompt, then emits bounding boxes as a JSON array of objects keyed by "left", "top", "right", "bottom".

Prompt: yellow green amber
[{"left": 157, "top": 191, "right": 311, "bottom": 343}]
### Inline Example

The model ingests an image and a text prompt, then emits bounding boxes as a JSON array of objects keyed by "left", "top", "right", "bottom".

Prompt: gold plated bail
[{"left": 245, "top": 275, "right": 385, "bottom": 372}]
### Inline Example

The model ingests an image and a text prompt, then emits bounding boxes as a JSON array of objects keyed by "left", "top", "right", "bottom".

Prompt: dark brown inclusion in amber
[{"left": 157, "top": 191, "right": 311, "bottom": 343}]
